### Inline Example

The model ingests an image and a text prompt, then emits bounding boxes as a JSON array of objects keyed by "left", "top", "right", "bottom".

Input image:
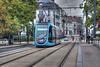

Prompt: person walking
[{"left": 87, "top": 35, "right": 90, "bottom": 44}]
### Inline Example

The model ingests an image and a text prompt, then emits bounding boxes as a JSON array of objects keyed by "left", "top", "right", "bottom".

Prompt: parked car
[{"left": 64, "top": 36, "right": 68, "bottom": 41}]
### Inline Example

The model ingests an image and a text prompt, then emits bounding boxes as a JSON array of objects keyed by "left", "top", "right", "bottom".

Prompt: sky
[{"left": 55, "top": 0, "right": 83, "bottom": 17}]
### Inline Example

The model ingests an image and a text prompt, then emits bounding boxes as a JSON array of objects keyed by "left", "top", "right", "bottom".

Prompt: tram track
[
  {"left": 31, "top": 42, "right": 76, "bottom": 67},
  {"left": 0, "top": 42, "right": 70, "bottom": 67},
  {"left": 0, "top": 47, "right": 36, "bottom": 58},
  {"left": 0, "top": 45, "right": 33, "bottom": 50},
  {"left": 59, "top": 42, "right": 76, "bottom": 67},
  {"left": 0, "top": 45, "right": 35, "bottom": 55},
  {"left": 29, "top": 42, "right": 71, "bottom": 67},
  {"left": 0, "top": 48, "right": 46, "bottom": 66}
]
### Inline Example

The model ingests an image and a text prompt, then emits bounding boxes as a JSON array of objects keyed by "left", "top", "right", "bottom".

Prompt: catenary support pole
[
  {"left": 94, "top": 0, "right": 96, "bottom": 38},
  {"left": 86, "top": 11, "right": 88, "bottom": 43}
]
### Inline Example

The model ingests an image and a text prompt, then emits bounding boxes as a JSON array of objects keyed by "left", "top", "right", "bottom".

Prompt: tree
[
  {"left": 81, "top": 0, "right": 100, "bottom": 31},
  {"left": 8, "top": 0, "right": 38, "bottom": 26},
  {"left": 0, "top": 0, "right": 10, "bottom": 38},
  {"left": 0, "top": 0, "right": 39, "bottom": 39}
]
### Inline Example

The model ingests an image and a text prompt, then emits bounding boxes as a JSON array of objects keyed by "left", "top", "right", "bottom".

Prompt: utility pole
[
  {"left": 94, "top": 0, "right": 96, "bottom": 38},
  {"left": 86, "top": 11, "right": 88, "bottom": 43},
  {"left": 27, "top": 26, "right": 29, "bottom": 45},
  {"left": 84, "top": 2, "right": 89, "bottom": 43},
  {"left": 7, "top": 0, "right": 11, "bottom": 45},
  {"left": 54, "top": 4, "right": 56, "bottom": 44}
]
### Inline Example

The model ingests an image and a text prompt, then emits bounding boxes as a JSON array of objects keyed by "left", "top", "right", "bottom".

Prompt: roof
[
  {"left": 38, "top": 1, "right": 63, "bottom": 11},
  {"left": 65, "top": 16, "right": 83, "bottom": 23}
]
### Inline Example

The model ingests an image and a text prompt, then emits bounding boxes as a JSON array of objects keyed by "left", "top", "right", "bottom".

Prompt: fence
[
  {"left": 93, "top": 38, "right": 100, "bottom": 48},
  {"left": 0, "top": 39, "right": 8, "bottom": 45}
]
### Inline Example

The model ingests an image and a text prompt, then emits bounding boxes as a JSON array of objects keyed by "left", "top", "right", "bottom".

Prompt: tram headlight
[
  {"left": 43, "top": 39, "right": 46, "bottom": 42},
  {"left": 37, "top": 39, "right": 39, "bottom": 42}
]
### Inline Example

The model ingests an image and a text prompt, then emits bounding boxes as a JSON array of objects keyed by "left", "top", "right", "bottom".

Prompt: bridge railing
[{"left": 93, "top": 38, "right": 100, "bottom": 48}]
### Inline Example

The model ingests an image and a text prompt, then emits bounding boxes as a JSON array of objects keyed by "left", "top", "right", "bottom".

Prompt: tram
[{"left": 35, "top": 22, "right": 61, "bottom": 47}]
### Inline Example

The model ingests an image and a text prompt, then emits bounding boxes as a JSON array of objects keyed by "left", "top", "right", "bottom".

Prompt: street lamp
[
  {"left": 74, "top": 23, "right": 76, "bottom": 34},
  {"left": 86, "top": 11, "right": 88, "bottom": 43},
  {"left": 84, "top": 3, "right": 89, "bottom": 43},
  {"left": 7, "top": 0, "right": 11, "bottom": 45},
  {"left": 39, "top": 2, "right": 53, "bottom": 23},
  {"left": 39, "top": 3, "right": 48, "bottom": 22}
]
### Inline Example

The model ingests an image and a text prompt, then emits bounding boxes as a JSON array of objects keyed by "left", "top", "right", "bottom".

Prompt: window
[
  {"left": 48, "top": 11, "right": 50, "bottom": 16},
  {"left": 48, "top": 20, "right": 50, "bottom": 22},
  {"left": 69, "top": 30, "right": 72, "bottom": 35},
  {"left": 39, "top": 11, "right": 43, "bottom": 15},
  {"left": 53, "top": 11, "right": 55, "bottom": 16},
  {"left": 36, "top": 25, "right": 48, "bottom": 39},
  {"left": 49, "top": 26, "right": 52, "bottom": 43},
  {"left": 48, "top": 17, "right": 50, "bottom": 22}
]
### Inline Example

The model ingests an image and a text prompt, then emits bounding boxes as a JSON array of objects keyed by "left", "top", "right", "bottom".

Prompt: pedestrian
[{"left": 87, "top": 35, "right": 90, "bottom": 44}]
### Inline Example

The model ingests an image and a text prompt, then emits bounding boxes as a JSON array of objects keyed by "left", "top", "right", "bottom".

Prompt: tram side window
[
  {"left": 48, "top": 26, "right": 56, "bottom": 43},
  {"left": 52, "top": 27, "right": 56, "bottom": 43},
  {"left": 49, "top": 26, "right": 52, "bottom": 43},
  {"left": 56, "top": 29, "right": 60, "bottom": 41}
]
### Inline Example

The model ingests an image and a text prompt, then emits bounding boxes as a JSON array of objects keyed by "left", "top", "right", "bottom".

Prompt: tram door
[
  {"left": 48, "top": 26, "right": 56, "bottom": 43},
  {"left": 56, "top": 29, "right": 60, "bottom": 43},
  {"left": 49, "top": 26, "right": 52, "bottom": 43}
]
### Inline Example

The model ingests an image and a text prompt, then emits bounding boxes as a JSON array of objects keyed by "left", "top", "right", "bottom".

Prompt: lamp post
[
  {"left": 19, "top": 25, "right": 23, "bottom": 44},
  {"left": 19, "top": 31, "right": 21, "bottom": 44},
  {"left": 94, "top": 0, "right": 96, "bottom": 38},
  {"left": 39, "top": 3, "right": 47, "bottom": 22},
  {"left": 74, "top": 23, "right": 76, "bottom": 35},
  {"left": 53, "top": 3, "right": 56, "bottom": 43},
  {"left": 86, "top": 11, "right": 88, "bottom": 43},
  {"left": 26, "top": 25, "right": 29, "bottom": 45},
  {"left": 84, "top": 3, "right": 89, "bottom": 43},
  {"left": 7, "top": 0, "right": 11, "bottom": 45},
  {"left": 32, "top": 20, "right": 34, "bottom": 40}
]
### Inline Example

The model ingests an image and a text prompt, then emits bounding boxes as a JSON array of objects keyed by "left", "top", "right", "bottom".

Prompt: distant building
[{"left": 65, "top": 16, "right": 83, "bottom": 35}]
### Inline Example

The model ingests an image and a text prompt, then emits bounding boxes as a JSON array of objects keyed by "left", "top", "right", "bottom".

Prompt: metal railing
[{"left": 93, "top": 38, "right": 100, "bottom": 48}]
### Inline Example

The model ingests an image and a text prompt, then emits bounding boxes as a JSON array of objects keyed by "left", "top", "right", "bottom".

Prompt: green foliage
[
  {"left": 96, "top": 34, "right": 100, "bottom": 38},
  {"left": 8, "top": 16, "right": 21, "bottom": 34},
  {"left": 81, "top": 0, "right": 100, "bottom": 31},
  {"left": 8, "top": 0, "right": 38, "bottom": 25},
  {"left": 84, "top": 15, "right": 94, "bottom": 27},
  {"left": 0, "top": 0, "right": 38, "bottom": 38},
  {"left": 14, "top": 36, "right": 34, "bottom": 42}
]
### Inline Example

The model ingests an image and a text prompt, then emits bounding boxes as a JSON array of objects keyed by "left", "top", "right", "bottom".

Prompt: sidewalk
[
  {"left": 0, "top": 42, "right": 35, "bottom": 49},
  {"left": 81, "top": 43, "right": 100, "bottom": 67}
]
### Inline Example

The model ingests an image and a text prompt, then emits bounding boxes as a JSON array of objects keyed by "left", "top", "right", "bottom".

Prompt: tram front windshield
[{"left": 36, "top": 24, "right": 48, "bottom": 39}]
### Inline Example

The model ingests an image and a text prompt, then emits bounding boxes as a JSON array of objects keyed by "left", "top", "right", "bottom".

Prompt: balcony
[
  {"left": 38, "top": 14, "right": 45, "bottom": 19},
  {"left": 56, "top": 15, "right": 60, "bottom": 19}
]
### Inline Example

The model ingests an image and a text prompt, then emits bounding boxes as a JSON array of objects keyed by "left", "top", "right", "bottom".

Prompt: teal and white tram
[{"left": 35, "top": 23, "right": 61, "bottom": 47}]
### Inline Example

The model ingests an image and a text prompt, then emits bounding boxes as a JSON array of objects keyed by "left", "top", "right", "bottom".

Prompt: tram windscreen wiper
[{"left": 41, "top": 34, "right": 47, "bottom": 39}]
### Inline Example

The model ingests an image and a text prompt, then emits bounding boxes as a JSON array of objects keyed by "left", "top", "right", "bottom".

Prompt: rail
[
  {"left": 0, "top": 39, "right": 8, "bottom": 45},
  {"left": 93, "top": 38, "right": 100, "bottom": 48}
]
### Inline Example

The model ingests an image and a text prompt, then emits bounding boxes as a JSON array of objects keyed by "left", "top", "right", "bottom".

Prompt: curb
[{"left": 77, "top": 42, "right": 82, "bottom": 67}]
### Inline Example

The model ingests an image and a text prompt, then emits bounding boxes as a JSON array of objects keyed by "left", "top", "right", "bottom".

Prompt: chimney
[{"left": 51, "top": 0, "right": 54, "bottom": 2}]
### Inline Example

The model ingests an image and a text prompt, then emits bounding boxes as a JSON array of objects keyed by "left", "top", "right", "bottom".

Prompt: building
[
  {"left": 65, "top": 16, "right": 83, "bottom": 35},
  {"left": 34, "top": 0, "right": 65, "bottom": 33},
  {"left": 34, "top": 0, "right": 84, "bottom": 37}
]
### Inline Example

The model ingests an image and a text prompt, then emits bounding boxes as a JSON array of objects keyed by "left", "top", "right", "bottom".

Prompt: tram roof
[{"left": 36, "top": 22, "right": 61, "bottom": 30}]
